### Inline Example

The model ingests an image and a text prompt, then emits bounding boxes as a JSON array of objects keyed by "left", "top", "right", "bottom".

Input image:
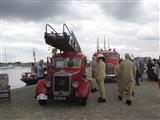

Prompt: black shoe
[
  {"left": 97, "top": 98, "right": 106, "bottom": 103},
  {"left": 126, "top": 100, "right": 132, "bottom": 106},
  {"left": 95, "top": 88, "right": 98, "bottom": 91},
  {"left": 118, "top": 96, "right": 123, "bottom": 101},
  {"left": 91, "top": 89, "right": 96, "bottom": 93},
  {"left": 98, "top": 97, "right": 102, "bottom": 100},
  {"left": 91, "top": 88, "right": 98, "bottom": 93}
]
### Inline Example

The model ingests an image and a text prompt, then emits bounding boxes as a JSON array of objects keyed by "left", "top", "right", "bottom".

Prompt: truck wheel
[
  {"left": 38, "top": 100, "right": 47, "bottom": 105},
  {"left": 79, "top": 98, "right": 87, "bottom": 106}
]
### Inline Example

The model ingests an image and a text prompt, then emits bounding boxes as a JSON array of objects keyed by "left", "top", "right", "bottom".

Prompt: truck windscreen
[
  {"left": 54, "top": 58, "right": 80, "bottom": 68},
  {"left": 103, "top": 53, "right": 119, "bottom": 60}
]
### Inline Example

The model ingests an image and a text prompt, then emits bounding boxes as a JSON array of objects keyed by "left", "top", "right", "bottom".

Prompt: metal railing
[
  {"left": 63, "top": 23, "right": 71, "bottom": 35},
  {"left": 45, "top": 24, "right": 57, "bottom": 35},
  {"left": 45, "top": 23, "right": 81, "bottom": 53}
]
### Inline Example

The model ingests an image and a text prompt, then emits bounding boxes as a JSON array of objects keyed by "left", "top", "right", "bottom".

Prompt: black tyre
[
  {"left": 38, "top": 100, "right": 47, "bottom": 105},
  {"left": 79, "top": 98, "right": 87, "bottom": 106}
]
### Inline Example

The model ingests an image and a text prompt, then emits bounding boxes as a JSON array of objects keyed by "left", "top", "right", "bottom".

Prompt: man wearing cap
[
  {"left": 119, "top": 53, "right": 136, "bottom": 105},
  {"left": 96, "top": 54, "right": 106, "bottom": 103}
]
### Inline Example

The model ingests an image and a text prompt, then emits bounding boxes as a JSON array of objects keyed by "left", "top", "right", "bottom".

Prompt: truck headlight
[
  {"left": 72, "top": 81, "right": 79, "bottom": 88},
  {"left": 44, "top": 81, "right": 52, "bottom": 88}
]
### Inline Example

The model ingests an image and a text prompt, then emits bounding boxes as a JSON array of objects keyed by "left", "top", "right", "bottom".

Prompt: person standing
[
  {"left": 90, "top": 56, "right": 98, "bottom": 92},
  {"left": 85, "top": 62, "right": 97, "bottom": 93},
  {"left": 157, "top": 61, "right": 160, "bottom": 88},
  {"left": 91, "top": 56, "right": 97, "bottom": 80},
  {"left": 35, "top": 60, "right": 46, "bottom": 80},
  {"left": 115, "top": 59, "right": 122, "bottom": 93},
  {"left": 139, "top": 58, "right": 144, "bottom": 81},
  {"left": 96, "top": 54, "right": 106, "bottom": 103},
  {"left": 147, "top": 59, "right": 154, "bottom": 81},
  {"left": 134, "top": 58, "right": 141, "bottom": 86},
  {"left": 119, "top": 53, "right": 136, "bottom": 106}
]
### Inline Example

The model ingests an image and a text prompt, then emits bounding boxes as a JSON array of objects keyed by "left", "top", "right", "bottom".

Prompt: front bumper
[
  {"left": 106, "top": 74, "right": 116, "bottom": 77},
  {"left": 37, "top": 93, "right": 48, "bottom": 100}
]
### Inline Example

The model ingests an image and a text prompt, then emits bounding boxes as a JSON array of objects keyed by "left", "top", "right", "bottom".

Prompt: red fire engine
[
  {"left": 35, "top": 24, "right": 90, "bottom": 106},
  {"left": 93, "top": 49, "right": 120, "bottom": 81}
]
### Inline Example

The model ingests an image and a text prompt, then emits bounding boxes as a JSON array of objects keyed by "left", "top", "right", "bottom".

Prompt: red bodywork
[
  {"left": 35, "top": 53, "right": 89, "bottom": 102},
  {"left": 93, "top": 50, "right": 120, "bottom": 80},
  {"left": 35, "top": 80, "right": 49, "bottom": 96}
]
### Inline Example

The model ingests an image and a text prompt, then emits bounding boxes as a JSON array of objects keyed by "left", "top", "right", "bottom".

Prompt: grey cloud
[
  {"left": 98, "top": 0, "right": 158, "bottom": 24},
  {"left": 99, "top": 1, "right": 140, "bottom": 21},
  {"left": 1, "top": 0, "right": 70, "bottom": 21},
  {"left": 136, "top": 28, "right": 159, "bottom": 41},
  {"left": 2, "top": 0, "right": 158, "bottom": 24},
  {"left": 1, "top": 0, "right": 94, "bottom": 23},
  {"left": 138, "top": 35, "right": 159, "bottom": 41}
]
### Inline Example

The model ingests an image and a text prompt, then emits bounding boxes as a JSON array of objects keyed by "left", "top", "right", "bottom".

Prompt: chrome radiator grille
[
  {"left": 54, "top": 76, "right": 69, "bottom": 92},
  {"left": 105, "top": 64, "right": 113, "bottom": 75}
]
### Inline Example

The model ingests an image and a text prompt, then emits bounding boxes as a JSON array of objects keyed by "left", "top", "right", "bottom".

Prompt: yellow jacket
[
  {"left": 115, "top": 64, "right": 121, "bottom": 79},
  {"left": 85, "top": 67, "right": 92, "bottom": 80},
  {"left": 120, "top": 58, "right": 136, "bottom": 82},
  {"left": 91, "top": 60, "right": 97, "bottom": 78},
  {"left": 96, "top": 60, "right": 105, "bottom": 80}
]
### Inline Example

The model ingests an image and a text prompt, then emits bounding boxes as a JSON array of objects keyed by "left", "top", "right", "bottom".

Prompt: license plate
[
  {"left": 37, "top": 94, "right": 48, "bottom": 100},
  {"left": 54, "top": 96, "right": 66, "bottom": 100}
]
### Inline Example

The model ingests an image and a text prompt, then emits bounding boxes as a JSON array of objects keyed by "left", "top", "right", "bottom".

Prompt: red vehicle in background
[
  {"left": 93, "top": 49, "right": 120, "bottom": 81},
  {"left": 35, "top": 24, "right": 89, "bottom": 106}
]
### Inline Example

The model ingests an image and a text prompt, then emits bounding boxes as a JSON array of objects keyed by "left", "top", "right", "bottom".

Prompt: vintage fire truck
[
  {"left": 35, "top": 24, "right": 90, "bottom": 106},
  {"left": 93, "top": 49, "right": 120, "bottom": 81}
]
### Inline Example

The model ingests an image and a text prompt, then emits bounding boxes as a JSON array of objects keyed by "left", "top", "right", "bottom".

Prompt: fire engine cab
[
  {"left": 93, "top": 49, "right": 120, "bottom": 81},
  {"left": 35, "top": 24, "right": 90, "bottom": 106}
]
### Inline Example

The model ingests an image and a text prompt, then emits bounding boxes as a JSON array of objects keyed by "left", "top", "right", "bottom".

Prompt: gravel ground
[{"left": 0, "top": 80, "right": 159, "bottom": 120}]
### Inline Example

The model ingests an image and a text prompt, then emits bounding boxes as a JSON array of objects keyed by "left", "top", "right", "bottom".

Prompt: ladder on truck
[{"left": 44, "top": 24, "right": 82, "bottom": 53}]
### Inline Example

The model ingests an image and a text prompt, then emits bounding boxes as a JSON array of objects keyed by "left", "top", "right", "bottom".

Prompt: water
[{"left": 0, "top": 66, "right": 31, "bottom": 89}]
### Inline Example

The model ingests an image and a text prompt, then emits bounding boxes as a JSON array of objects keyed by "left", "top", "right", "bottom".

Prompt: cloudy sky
[{"left": 0, "top": 0, "right": 159, "bottom": 62}]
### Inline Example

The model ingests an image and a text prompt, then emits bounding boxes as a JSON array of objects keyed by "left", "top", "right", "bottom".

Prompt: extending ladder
[{"left": 44, "top": 24, "right": 82, "bottom": 53}]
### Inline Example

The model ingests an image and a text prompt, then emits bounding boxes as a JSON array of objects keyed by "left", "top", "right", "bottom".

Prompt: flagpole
[
  {"left": 104, "top": 35, "right": 106, "bottom": 50},
  {"left": 97, "top": 37, "right": 99, "bottom": 52},
  {"left": 33, "top": 48, "right": 36, "bottom": 63}
]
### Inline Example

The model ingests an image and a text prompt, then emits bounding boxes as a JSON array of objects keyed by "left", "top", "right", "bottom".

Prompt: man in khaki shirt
[
  {"left": 115, "top": 59, "right": 122, "bottom": 93},
  {"left": 90, "top": 56, "right": 98, "bottom": 92},
  {"left": 85, "top": 63, "right": 97, "bottom": 93},
  {"left": 119, "top": 53, "right": 136, "bottom": 105},
  {"left": 96, "top": 54, "right": 106, "bottom": 103}
]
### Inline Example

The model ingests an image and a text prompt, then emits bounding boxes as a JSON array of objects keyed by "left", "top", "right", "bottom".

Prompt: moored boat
[{"left": 20, "top": 72, "right": 38, "bottom": 86}]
